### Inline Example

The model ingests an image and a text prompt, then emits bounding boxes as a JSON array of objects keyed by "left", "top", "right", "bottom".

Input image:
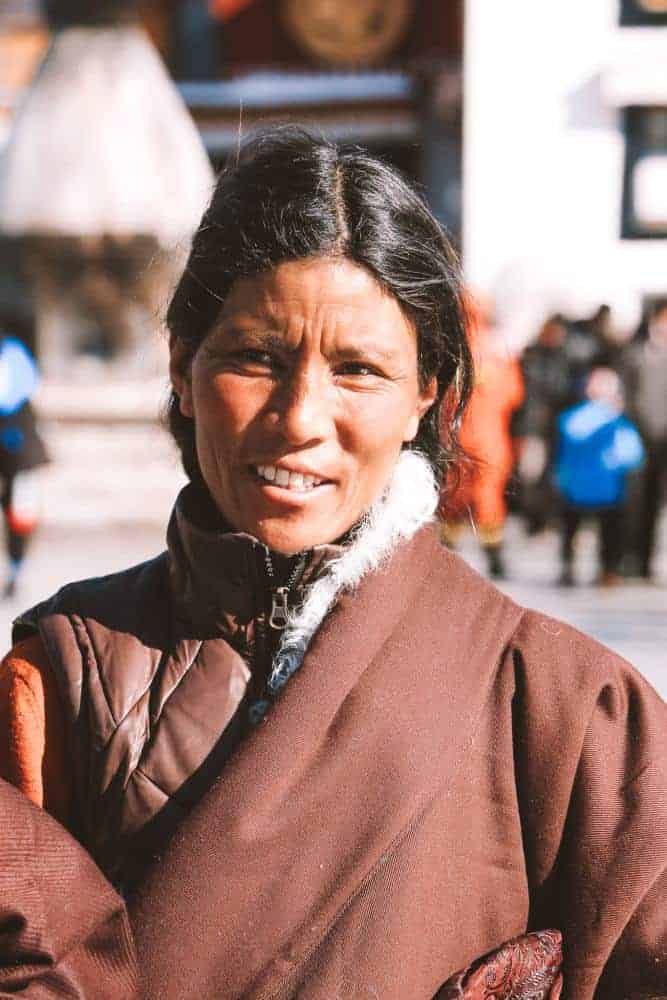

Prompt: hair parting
[{"left": 166, "top": 125, "right": 473, "bottom": 494}]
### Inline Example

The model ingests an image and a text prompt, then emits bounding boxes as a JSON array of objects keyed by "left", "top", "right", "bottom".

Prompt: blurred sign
[{"left": 281, "top": 0, "right": 413, "bottom": 67}]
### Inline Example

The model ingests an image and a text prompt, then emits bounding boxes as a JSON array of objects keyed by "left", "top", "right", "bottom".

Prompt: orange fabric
[
  {"left": 0, "top": 635, "right": 72, "bottom": 827},
  {"left": 451, "top": 324, "right": 524, "bottom": 532},
  {"left": 208, "top": 0, "right": 256, "bottom": 21},
  {"left": 5, "top": 509, "right": 38, "bottom": 535}
]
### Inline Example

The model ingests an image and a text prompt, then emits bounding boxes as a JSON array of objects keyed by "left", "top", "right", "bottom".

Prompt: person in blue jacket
[
  {"left": 554, "top": 366, "right": 644, "bottom": 586},
  {"left": 0, "top": 327, "right": 49, "bottom": 598}
]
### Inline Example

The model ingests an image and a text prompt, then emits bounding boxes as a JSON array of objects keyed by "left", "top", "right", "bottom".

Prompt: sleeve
[
  {"left": 612, "top": 419, "right": 645, "bottom": 472},
  {"left": 0, "top": 777, "right": 138, "bottom": 998},
  {"left": 0, "top": 636, "right": 72, "bottom": 827},
  {"left": 509, "top": 611, "right": 667, "bottom": 1000},
  {"left": 0, "top": 339, "right": 39, "bottom": 416}
]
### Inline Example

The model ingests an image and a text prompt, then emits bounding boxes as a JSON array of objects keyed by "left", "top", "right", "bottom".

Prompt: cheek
[
  {"left": 340, "top": 392, "right": 419, "bottom": 469},
  {"left": 193, "top": 374, "right": 260, "bottom": 445}
]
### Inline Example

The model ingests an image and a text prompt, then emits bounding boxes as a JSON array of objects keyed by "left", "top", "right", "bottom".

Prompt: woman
[{"left": 1, "top": 130, "right": 665, "bottom": 999}]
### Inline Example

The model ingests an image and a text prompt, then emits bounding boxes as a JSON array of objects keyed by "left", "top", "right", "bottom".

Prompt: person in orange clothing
[{"left": 443, "top": 298, "right": 524, "bottom": 578}]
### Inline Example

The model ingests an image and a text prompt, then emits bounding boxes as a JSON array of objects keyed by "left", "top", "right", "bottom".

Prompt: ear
[
  {"left": 403, "top": 376, "right": 438, "bottom": 442},
  {"left": 169, "top": 334, "right": 194, "bottom": 418}
]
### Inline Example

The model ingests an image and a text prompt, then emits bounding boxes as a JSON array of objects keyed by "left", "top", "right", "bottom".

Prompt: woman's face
[{"left": 171, "top": 257, "right": 437, "bottom": 554}]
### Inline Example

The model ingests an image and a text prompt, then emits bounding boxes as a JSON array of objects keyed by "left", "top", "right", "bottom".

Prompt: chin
[
  {"left": 257, "top": 531, "right": 319, "bottom": 556},
  {"left": 252, "top": 519, "right": 336, "bottom": 555}
]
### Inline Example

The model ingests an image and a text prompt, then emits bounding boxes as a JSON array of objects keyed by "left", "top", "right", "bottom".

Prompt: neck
[{"left": 267, "top": 449, "right": 439, "bottom": 697}]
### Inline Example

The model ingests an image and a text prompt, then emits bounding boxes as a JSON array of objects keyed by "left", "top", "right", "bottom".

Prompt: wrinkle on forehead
[{"left": 216, "top": 257, "right": 416, "bottom": 354}]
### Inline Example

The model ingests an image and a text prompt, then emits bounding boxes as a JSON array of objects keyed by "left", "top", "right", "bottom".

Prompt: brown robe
[
  {"left": 130, "top": 527, "right": 667, "bottom": 999},
  {"left": 0, "top": 778, "right": 138, "bottom": 998}
]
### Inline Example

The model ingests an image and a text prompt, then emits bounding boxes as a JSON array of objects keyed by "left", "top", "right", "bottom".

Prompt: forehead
[{"left": 219, "top": 257, "right": 413, "bottom": 338}]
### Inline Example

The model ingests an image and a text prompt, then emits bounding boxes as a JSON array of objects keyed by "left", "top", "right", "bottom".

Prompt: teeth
[{"left": 254, "top": 465, "right": 323, "bottom": 490}]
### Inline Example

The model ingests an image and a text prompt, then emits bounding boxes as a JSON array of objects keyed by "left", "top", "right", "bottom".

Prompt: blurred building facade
[
  {"left": 6, "top": 1, "right": 665, "bottom": 357},
  {"left": 1, "top": 1, "right": 464, "bottom": 239},
  {"left": 156, "top": 0, "right": 464, "bottom": 239},
  {"left": 0, "top": 1, "right": 214, "bottom": 376},
  {"left": 464, "top": 0, "right": 667, "bottom": 344},
  {"left": 0, "top": 0, "right": 463, "bottom": 376},
  {"left": 0, "top": 3, "right": 46, "bottom": 148}
]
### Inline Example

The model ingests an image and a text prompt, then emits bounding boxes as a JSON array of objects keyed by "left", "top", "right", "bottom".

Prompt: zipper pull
[{"left": 268, "top": 586, "right": 290, "bottom": 629}]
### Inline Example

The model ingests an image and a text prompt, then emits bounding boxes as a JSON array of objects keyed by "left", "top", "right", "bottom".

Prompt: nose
[{"left": 272, "top": 364, "right": 333, "bottom": 446}]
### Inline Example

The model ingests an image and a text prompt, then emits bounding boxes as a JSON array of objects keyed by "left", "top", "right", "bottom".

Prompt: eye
[
  {"left": 234, "top": 349, "right": 273, "bottom": 364},
  {"left": 224, "top": 348, "right": 280, "bottom": 373},
  {"left": 335, "top": 361, "right": 384, "bottom": 378}
]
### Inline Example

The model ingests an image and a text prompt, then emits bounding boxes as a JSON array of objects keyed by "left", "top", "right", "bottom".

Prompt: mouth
[{"left": 250, "top": 464, "right": 332, "bottom": 492}]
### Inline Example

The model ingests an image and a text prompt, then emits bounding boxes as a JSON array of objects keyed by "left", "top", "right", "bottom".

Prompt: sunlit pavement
[{"left": 0, "top": 512, "right": 664, "bottom": 699}]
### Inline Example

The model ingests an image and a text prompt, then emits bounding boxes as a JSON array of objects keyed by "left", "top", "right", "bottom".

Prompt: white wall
[{"left": 463, "top": 0, "right": 667, "bottom": 343}]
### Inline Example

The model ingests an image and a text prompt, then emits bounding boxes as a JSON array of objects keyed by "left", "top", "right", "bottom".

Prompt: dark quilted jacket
[{"left": 13, "top": 484, "right": 337, "bottom": 884}]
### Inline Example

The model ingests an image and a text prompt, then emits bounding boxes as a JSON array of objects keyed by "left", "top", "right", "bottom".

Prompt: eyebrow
[
  {"left": 218, "top": 323, "right": 401, "bottom": 365},
  {"left": 218, "top": 328, "right": 287, "bottom": 352},
  {"left": 331, "top": 343, "right": 398, "bottom": 364}
]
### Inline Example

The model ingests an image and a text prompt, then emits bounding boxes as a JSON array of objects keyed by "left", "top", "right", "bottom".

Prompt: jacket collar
[{"left": 166, "top": 483, "right": 342, "bottom": 637}]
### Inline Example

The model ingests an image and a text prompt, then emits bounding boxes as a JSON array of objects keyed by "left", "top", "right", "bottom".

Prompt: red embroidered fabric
[{"left": 436, "top": 929, "right": 563, "bottom": 999}]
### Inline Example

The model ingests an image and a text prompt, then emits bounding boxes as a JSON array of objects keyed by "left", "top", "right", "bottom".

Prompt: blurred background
[{"left": 0, "top": 0, "right": 665, "bottom": 693}]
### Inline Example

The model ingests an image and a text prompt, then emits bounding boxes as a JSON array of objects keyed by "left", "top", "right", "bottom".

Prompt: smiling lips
[{"left": 252, "top": 464, "right": 330, "bottom": 492}]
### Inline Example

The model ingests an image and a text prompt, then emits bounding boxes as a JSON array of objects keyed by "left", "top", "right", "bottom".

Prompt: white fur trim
[{"left": 268, "top": 450, "right": 439, "bottom": 693}]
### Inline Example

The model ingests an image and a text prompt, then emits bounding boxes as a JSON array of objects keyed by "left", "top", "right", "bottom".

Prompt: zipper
[
  {"left": 247, "top": 547, "right": 310, "bottom": 726},
  {"left": 268, "top": 586, "right": 290, "bottom": 629},
  {"left": 263, "top": 548, "right": 308, "bottom": 630}
]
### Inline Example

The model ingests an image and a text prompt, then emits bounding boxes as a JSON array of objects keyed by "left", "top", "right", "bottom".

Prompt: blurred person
[
  {"left": 0, "top": 326, "right": 48, "bottom": 598},
  {"left": 564, "top": 304, "right": 620, "bottom": 401},
  {"left": 621, "top": 298, "right": 667, "bottom": 580},
  {"left": 628, "top": 304, "right": 651, "bottom": 344},
  {"left": 443, "top": 301, "right": 524, "bottom": 578},
  {"left": 554, "top": 367, "right": 644, "bottom": 587},
  {"left": 0, "top": 131, "right": 665, "bottom": 998},
  {"left": 513, "top": 314, "right": 570, "bottom": 534}
]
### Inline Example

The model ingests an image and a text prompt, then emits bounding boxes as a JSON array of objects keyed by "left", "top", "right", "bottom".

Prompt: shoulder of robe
[
  {"left": 422, "top": 530, "right": 664, "bottom": 722},
  {"left": 418, "top": 527, "right": 524, "bottom": 634},
  {"left": 507, "top": 606, "right": 666, "bottom": 731}
]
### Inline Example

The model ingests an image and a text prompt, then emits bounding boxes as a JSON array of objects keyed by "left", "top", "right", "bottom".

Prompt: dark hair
[{"left": 167, "top": 126, "right": 473, "bottom": 492}]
